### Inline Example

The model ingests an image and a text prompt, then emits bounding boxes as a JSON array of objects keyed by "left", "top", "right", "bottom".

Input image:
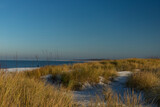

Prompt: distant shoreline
[
  {"left": 0, "top": 60, "right": 84, "bottom": 69},
  {"left": 0, "top": 59, "right": 106, "bottom": 62}
]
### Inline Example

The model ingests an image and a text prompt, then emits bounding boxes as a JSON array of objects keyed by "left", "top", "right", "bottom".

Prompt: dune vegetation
[
  {"left": 0, "top": 72, "right": 75, "bottom": 107},
  {"left": 1, "top": 58, "right": 160, "bottom": 106},
  {"left": 126, "top": 71, "right": 159, "bottom": 90},
  {"left": 23, "top": 62, "right": 117, "bottom": 90},
  {"left": 97, "top": 88, "right": 143, "bottom": 107},
  {"left": 23, "top": 58, "right": 160, "bottom": 90},
  {"left": 123, "top": 59, "right": 160, "bottom": 105}
]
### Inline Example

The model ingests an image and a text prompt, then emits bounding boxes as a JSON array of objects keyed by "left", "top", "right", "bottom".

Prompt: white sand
[
  {"left": 1, "top": 67, "right": 38, "bottom": 72},
  {"left": 73, "top": 71, "right": 134, "bottom": 106},
  {"left": 1, "top": 69, "right": 151, "bottom": 106},
  {"left": 110, "top": 71, "right": 134, "bottom": 96},
  {"left": 73, "top": 71, "right": 154, "bottom": 106}
]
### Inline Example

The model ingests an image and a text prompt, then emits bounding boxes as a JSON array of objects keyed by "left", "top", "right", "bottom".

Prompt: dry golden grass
[
  {"left": 23, "top": 62, "right": 117, "bottom": 90},
  {"left": 0, "top": 72, "right": 75, "bottom": 107},
  {"left": 23, "top": 58, "right": 160, "bottom": 78},
  {"left": 92, "top": 88, "right": 143, "bottom": 107},
  {"left": 109, "top": 58, "right": 160, "bottom": 71},
  {"left": 21, "top": 59, "right": 160, "bottom": 91},
  {"left": 1, "top": 58, "right": 160, "bottom": 106},
  {"left": 126, "top": 72, "right": 159, "bottom": 90}
]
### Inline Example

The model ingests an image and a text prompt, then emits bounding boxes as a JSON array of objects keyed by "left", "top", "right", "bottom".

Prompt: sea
[{"left": 0, "top": 60, "right": 83, "bottom": 69}]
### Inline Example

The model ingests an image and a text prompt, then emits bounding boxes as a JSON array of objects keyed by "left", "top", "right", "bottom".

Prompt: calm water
[{"left": 0, "top": 60, "right": 83, "bottom": 69}]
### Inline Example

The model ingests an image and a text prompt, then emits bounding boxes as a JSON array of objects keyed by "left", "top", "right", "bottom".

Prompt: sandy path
[
  {"left": 73, "top": 71, "right": 134, "bottom": 106},
  {"left": 110, "top": 71, "right": 133, "bottom": 96},
  {"left": 73, "top": 84, "right": 105, "bottom": 106}
]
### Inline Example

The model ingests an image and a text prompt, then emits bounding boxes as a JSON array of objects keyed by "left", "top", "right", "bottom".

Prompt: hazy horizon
[{"left": 0, "top": 0, "right": 160, "bottom": 60}]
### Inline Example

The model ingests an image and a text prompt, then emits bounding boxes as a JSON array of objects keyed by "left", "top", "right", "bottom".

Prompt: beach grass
[
  {"left": 0, "top": 70, "right": 144, "bottom": 107},
  {"left": 126, "top": 70, "right": 160, "bottom": 105},
  {"left": 144, "top": 86, "right": 160, "bottom": 105},
  {"left": 126, "top": 71, "right": 159, "bottom": 90},
  {"left": 23, "top": 62, "right": 117, "bottom": 90},
  {"left": 93, "top": 88, "right": 143, "bottom": 107},
  {"left": 109, "top": 58, "right": 160, "bottom": 71},
  {"left": 1, "top": 58, "right": 160, "bottom": 106},
  {"left": 0, "top": 72, "right": 75, "bottom": 107},
  {"left": 22, "top": 58, "right": 160, "bottom": 91}
]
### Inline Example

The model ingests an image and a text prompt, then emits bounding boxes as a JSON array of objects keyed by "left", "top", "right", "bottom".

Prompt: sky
[{"left": 0, "top": 0, "right": 160, "bottom": 60}]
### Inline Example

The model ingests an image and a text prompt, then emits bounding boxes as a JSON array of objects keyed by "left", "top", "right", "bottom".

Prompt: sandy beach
[{"left": 1, "top": 67, "right": 38, "bottom": 72}]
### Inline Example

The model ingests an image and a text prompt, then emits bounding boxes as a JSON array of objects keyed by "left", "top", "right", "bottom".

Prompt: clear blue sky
[{"left": 0, "top": 0, "right": 160, "bottom": 60}]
